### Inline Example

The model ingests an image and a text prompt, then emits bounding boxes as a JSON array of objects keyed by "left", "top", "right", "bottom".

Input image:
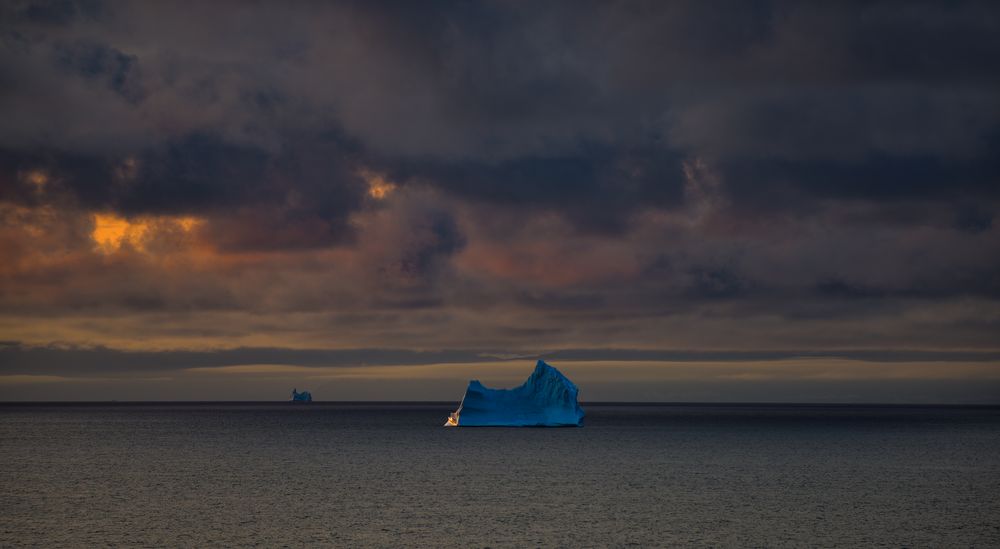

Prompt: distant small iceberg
[
  {"left": 446, "top": 360, "right": 584, "bottom": 427},
  {"left": 290, "top": 388, "right": 313, "bottom": 402}
]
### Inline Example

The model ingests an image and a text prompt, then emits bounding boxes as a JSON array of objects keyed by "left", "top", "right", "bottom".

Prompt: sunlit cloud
[
  {"left": 19, "top": 169, "right": 49, "bottom": 191},
  {"left": 359, "top": 168, "right": 397, "bottom": 200},
  {"left": 0, "top": 1, "right": 996, "bottom": 403},
  {"left": 91, "top": 213, "right": 201, "bottom": 253}
]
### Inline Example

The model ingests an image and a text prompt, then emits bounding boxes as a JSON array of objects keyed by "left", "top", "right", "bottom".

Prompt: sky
[{"left": 0, "top": 0, "right": 998, "bottom": 402}]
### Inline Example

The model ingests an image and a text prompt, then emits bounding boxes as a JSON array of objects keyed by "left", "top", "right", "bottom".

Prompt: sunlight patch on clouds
[
  {"left": 359, "top": 168, "right": 397, "bottom": 200},
  {"left": 20, "top": 169, "right": 49, "bottom": 191},
  {"left": 91, "top": 212, "right": 201, "bottom": 253}
]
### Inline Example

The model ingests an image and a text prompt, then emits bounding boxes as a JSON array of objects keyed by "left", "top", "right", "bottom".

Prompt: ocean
[{"left": 2, "top": 403, "right": 998, "bottom": 547}]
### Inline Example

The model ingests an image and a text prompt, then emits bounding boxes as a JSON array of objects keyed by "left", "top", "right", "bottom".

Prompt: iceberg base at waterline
[
  {"left": 290, "top": 388, "right": 312, "bottom": 402},
  {"left": 445, "top": 360, "right": 584, "bottom": 427}
]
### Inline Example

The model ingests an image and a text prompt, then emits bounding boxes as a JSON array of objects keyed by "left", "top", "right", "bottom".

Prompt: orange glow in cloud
[
  {"left": 359, "top": 168, "right": 397, "bottom": 200},
  {"left": 91, "top": 213, "right": 201, "bottom": 253},
  {"left": 92, "top": 214, "right": 135, "bottom": 250},
  {"left": 20, "top": 170, "right": 49, "bottom": 190}
]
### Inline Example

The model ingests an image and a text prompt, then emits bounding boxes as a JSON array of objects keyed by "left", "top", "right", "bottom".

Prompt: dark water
[{"left": 2, "top": 403, "right": 999, "bottom": 548}]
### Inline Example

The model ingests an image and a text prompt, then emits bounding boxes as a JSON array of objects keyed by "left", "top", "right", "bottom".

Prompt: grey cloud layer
[
  {"left": 4, "top": 343, "right": 998, "bottom": 377},
  {"left": 0, "top": 0, "right": 998, "bottom": 356}
]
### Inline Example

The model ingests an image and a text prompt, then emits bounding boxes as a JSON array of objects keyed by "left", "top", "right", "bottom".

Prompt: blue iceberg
[
  {"left": 290, "top": 388, "right": 312, "bottom": 402},
  {"left": 445, "top": 360, "right": 584, "bottom": 427}
]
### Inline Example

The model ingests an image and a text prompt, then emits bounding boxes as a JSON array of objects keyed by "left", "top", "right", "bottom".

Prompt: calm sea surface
[{"left": 1, "top": 403, "right": 998, "bottom": 548}]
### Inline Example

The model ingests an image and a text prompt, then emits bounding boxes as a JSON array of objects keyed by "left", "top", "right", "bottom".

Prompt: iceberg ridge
[{"left": 445, "top": 360, "right": 584, "bottom": 427}]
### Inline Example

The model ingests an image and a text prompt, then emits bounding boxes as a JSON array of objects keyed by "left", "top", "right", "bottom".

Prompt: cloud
[
  {"left": 52, "top": 39, "right": 145, "bottom": 103},
  {"left": 3, "top": 346, "right": 1000, "bottom": 402},
  {"left": 0, "top": 1, "right": 998, "bottom": 401}
]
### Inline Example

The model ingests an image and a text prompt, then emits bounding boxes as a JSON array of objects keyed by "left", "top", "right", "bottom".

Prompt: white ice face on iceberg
[{"left": 445, "top": 360, "right": 584, "bottom": 427}]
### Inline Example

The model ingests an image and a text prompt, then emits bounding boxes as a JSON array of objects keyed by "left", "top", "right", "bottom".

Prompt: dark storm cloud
[
  {"left": 0, "top": 133, "right": 369, "bottom": 247},
  {"left": 718, "top": 149, "right": 1000, "bottom": 212},
  {"left": 399, "top": 213, "right": 464, "bottom": 275},
  {"left": 123, "top": 134, "right": 271, "bottom": 213},
  {"left": 0, "top": 0, "right": 998, "bottom": 369},
  {"left": 384, "top": 143, "right": 687, "bottom": 234},
  {"left": 1, "top": 135, "right": 272, "bottom": 213},
  {"left": 954, "top": 204, "right": 994, "bottom": 234},
  {"left": 52, "top": 39, "right": 144, "bottom": 103},
  {"left": 12, "top": 0, "right": 102, "bottom": 26},
  {"left": 3, "top": 1, "right": 998, "bottom": 232}
]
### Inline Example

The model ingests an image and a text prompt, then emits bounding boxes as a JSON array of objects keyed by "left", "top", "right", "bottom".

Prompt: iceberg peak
[{"left": 445, "top": 360, "right": 584, "bottom": 427}]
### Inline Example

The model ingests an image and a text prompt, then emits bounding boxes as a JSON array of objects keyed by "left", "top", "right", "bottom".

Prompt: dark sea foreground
[{"left": 1, "top": 403, "right": 998, "bottom": 548}]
